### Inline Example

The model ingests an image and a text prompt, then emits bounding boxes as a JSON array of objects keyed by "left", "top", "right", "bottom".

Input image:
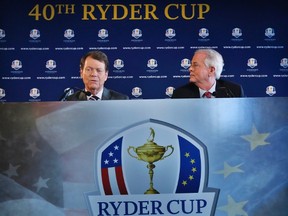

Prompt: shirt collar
[
  {"left": 199, "top": 82, "right": 216, "bottom": 98},
  {"left": 85, "top": 88, "right": 103, "bottom": 100},
  {"left": 96, "top": 88, "right": 103, "bottom": 100}
]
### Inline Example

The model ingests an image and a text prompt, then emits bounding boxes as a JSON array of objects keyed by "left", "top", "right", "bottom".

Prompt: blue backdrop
[{"left": 0, "top": 0, "right": 287, "bottom": 102}]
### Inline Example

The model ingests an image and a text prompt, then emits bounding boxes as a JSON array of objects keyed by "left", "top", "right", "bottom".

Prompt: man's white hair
[{"left": 195, "top": 49, "right": 224, "bottom": 80}]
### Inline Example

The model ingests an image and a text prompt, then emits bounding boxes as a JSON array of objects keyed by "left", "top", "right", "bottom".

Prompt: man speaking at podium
[
  {"left": 172, "top": 49, "right": 245, "bottom": 98},
  {"left": 66, "top": 50, "right": 129, "bottom": 101}
]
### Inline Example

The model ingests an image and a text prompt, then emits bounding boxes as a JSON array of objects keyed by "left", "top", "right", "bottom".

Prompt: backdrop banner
[
  {"left": 0, "top": 98, "right": 287, "bottom": 215},
  {"left": 0, "top": 0, "right": 287, "bottom": 102}
]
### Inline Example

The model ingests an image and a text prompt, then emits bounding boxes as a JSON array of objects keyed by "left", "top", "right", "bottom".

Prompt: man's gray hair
[{"left": 195, "top": 49, "right": 224, "bottom": 80}]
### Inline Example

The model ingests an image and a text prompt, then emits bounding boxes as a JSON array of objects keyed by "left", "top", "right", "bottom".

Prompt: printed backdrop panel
[{"left": 0, "top": 0, "right": 287, "bottom": 101}]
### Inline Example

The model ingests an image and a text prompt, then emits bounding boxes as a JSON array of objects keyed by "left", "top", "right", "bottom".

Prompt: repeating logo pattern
[
  {"left": 266, "top": 85, "right": 276, "bottom": 96},
  {"left": 64, "top": 29, "right": 75, "bottom": 39},
  {"left": 147, "top": 59, "right": 158, "bottom": 69},
  {"left": 30, "top": 29, "right": 40, "bottom": 40},
  {"left": 232, "top": 28, "right": 242, "bottom": 38},
  {"left": 29, "top": 88, "right": 40, "bottom": 99},
  {"left": 132, "top": 28, "right": 142, "bottom": 39},
  {"left": 0, "top": 88, "right": 5, "bottom": 99},
  {"left": 131, "top": 87, "right": 142, "bottom": 98},
  {"left": 11, "top": 60, "right": 22, "bottom": 70},
  {"left": 46, "top": 60, "right": 57, "bottom": 70},
  {"left": 165, "top": 28, "right": 176, "bottom": 39},
  {"left": 0, "top": 29, "right": 5, "bottom": 39},
  {"left": 98, "top": 29, "right": 109, "bottom": 39},
  {"left": 113, "top": 59, "right": 124, "bottom": 70},
  {"left": 0, "top": 1, "right": 287, "bottom": 100}
]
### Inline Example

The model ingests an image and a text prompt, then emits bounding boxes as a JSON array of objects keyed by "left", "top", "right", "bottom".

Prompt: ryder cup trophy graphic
[{"left": 127, "top": 128, "right": 174, "bottom": 194}]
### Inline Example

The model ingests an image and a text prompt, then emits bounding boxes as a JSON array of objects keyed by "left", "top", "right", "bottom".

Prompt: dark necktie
[
  {"left": 89, "top": 95, "right": 99, "bottom": 101},
  {"left": 203, "top": 91, "right": 212, "bottom": 98}
]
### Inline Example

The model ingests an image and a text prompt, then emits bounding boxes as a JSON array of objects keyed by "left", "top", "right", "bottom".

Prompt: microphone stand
[
  {"left": 59, "top": 88, "right": 73, "bottom": 101},
  {"left": 59, "top": 87, "right": 93, "bottom": 101},
  {"left": 214, "top": 87, "right": 235, "bottom": 98}
]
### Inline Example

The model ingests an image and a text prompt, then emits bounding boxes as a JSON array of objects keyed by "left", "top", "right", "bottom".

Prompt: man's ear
[
  {"left": 209, "top": 66, "right": 216, "bottom": 76},
  {"left": 80, "top": 70, "right": 83, "bottom": 78},
  {"left": 104, "top": 71, "right": 108, "bottom": 81}
]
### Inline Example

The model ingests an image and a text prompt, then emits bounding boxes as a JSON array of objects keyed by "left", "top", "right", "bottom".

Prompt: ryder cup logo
[
  {"left": 64, "top": 29, "right": 75, "bottom": 39},
  {"left": 247, "top": 58, "right": 258, "bottom": 68},
  {"left": 29, "top": 88, "right": 40, "bottom": 99},
  {"left": 132, "top": 28, "right": 142, "bottom": 39},
  {"left": 11, "top": 60, "right": 22, "bottom": 70},
  {"left": 113, "top": 59, "right": 124, "bottom": 70},
  {"left": 266, "top": 85, "right": 276, "bottom": 96},
  {"left": 0, "top": 88, "right": 5, "bottom": 99},
  {"left": 165, "top": 28, "right": 176, "bottom": 39},
  {"left": 30, "top": 29, "right": 40, "bottom": 39},
  {"left": 280, "top": 58, "right": 288, "bottom": 68},
  {"left": 181, "top": 58, "right": 191, "bottom": 69},
  {"left": 85, "top": 119, "right": 218, "bottom": 216},
  {"left": 166, "top": 86, "right": 175, "bottom": 97},
  {"left": 131, "top": 87, "right": 142, "bottom": 98},
  {"left": 232, "top": 28, "right": 242, "bottom": 38},
  {"left": 98, "top": 29, "right": 108, "bottom": 39},
  {"left": 46, "top": 60, "right": 57, "bottom": 70},
  {"left": 199, "top": 28, "right": 209, "bottom": 38},
  {"left": 0, "top": 29, "right": 5, "bottom": 39},
  {"left": 265, "top": 27, "right": 275, "bottom": 38},
  {"left": 147, "top": 59, "right": 158, "bottom": 69}
]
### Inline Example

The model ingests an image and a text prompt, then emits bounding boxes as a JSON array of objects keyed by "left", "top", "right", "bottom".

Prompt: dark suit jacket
[
  {"left": 172, "top": 79, "right": 245, "bottom": 98},
  {"left": 65, "top": 87, "right": 129, "bottom": 101}
]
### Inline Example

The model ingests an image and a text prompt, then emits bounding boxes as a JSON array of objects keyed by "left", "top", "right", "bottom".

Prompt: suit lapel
[
  {"left": 189, "top": 83, "right": 201, "bottom": 98},
  {"left": 101, "top": 88, "right": 111, "bottom": 100},
  {"left": 79, "top": 91, "right": 88, "bottom": 100}
]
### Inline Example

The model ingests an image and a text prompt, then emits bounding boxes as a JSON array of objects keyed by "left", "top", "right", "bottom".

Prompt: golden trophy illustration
[{"left": 127, "top": 128, "right": 174, "bottom": 194}]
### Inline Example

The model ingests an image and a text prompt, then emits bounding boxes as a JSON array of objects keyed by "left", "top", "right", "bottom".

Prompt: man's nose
[{"left": 90, "top": 70, "right": 98, "bottom": 76}]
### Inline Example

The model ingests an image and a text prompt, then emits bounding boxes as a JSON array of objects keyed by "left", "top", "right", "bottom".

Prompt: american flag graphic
[{"left": 100, "top": 137, "right": 128, "bottom": 195}]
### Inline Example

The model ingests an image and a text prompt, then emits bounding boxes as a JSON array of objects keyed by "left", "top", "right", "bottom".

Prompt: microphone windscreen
[{"left": 83, "top": 91, "right": 91, "bottom": 96}]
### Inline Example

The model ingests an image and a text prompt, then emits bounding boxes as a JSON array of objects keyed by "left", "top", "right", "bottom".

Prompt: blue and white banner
[{"left": 0, "top": 0, "right": 287, "bottom": 101}]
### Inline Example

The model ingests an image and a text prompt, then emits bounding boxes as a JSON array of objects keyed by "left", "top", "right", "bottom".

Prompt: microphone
[
  {"left": 59, "top": 87, "right": 92, "bottom": 101},
  {"left": 73, "top": 87, "right": 92, "bottom": 96},
  {"left": 226, "top": 87, "right": 235, "bottom": 97},
  {"left": 59, "top": 87, "right": 74, "bottom": 101},
  {"left": 214, "top": 87, "right": 235, "bottom": 98},
  {"left": 80, "top": 89, "right": 91, "bottom": 96}
]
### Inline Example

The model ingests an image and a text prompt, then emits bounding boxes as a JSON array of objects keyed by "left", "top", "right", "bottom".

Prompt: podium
[{"left": 0, "top": 98, "right": 287, "bottom": 215}]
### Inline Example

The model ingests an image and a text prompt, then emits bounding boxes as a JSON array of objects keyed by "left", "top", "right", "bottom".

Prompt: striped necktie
[
  {"left": 89, "top": 95, "right": 99, "bottom": 101},
  {"left": 203, "top": 91, "right": 212, "bottom": 98}
]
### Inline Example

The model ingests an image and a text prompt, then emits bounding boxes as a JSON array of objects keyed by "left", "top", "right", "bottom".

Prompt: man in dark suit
[
  {"left": 172, "top": 49, "right": 245, "bottom": 98},
  {"left": 65, "top": 51, "right": 129, "bottom": 101}
]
